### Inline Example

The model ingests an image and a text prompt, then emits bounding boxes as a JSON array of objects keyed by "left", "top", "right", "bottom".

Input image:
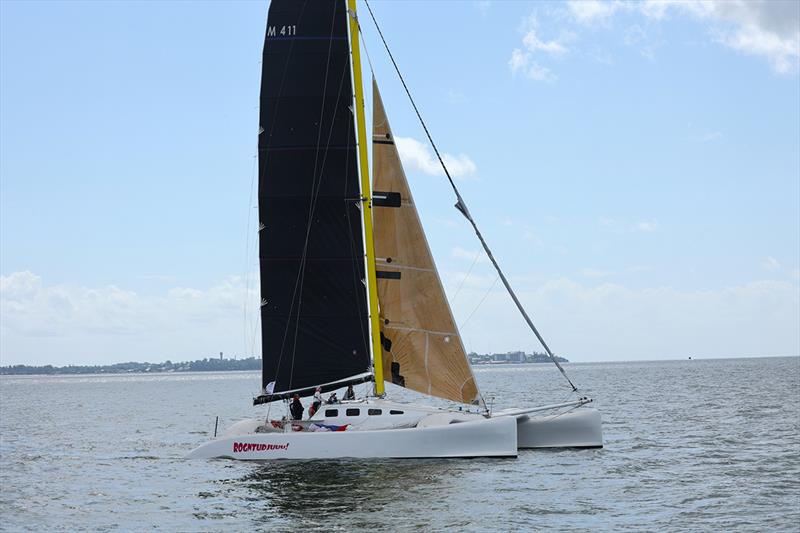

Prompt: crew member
[
  {"left": 309, "top": 386, "right": 323, "bottom": 417},
  {"left": 343, "top": 385, "right": 356, "bottom": 401},
  {"left": 289, "top": 394, "right": 304, "bottom": 421}
]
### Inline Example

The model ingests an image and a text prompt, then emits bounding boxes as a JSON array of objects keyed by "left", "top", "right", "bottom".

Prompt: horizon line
[{"left": 1, "top": 353, "right": 798, "bottom": 369}]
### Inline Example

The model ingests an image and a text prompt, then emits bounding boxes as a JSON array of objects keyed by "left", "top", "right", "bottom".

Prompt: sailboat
[{"left": 187, "top": 0, "right": 602, "bottom": 460}]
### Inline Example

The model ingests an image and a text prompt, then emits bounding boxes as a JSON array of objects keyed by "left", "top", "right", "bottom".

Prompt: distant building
[{"left": 506, "top": 351, "right": 525, "bottom": 363}]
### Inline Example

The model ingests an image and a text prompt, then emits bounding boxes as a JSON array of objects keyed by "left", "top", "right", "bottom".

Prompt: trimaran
[{"left": 187, "top": 0, "right": 602, "bottom": 460}]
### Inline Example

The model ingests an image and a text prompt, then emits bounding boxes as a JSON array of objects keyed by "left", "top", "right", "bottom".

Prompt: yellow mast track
[{"left": 348, "top": 0, "right": 384, "bottom": 395}]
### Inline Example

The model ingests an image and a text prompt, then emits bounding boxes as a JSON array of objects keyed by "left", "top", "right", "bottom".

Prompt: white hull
[
  {"left": 492, "top": 400, "right": 603, "bottom": 449},
  {"left": 514, "top": 407, "right": 603, "bottom": 449},
  {"left": 185, "top": 415, "right": 517, "bottom": 460}
]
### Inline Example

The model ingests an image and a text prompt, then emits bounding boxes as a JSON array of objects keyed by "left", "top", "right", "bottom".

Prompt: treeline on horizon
[
  {"left": 1, "top": 351, "right": 567, "bottom": 375},
  {"left": 0, "top": 356, "right": 261, "bottom": 375}
]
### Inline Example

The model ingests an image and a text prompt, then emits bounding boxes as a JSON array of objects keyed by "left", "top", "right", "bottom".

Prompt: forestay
[{"left": 371, "top": 79, "right": 481, "bottom": 406}]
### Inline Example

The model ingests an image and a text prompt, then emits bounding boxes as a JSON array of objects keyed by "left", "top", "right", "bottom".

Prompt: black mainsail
[{"left": 255, "top": 0, "right": 371, "bottom": 404}]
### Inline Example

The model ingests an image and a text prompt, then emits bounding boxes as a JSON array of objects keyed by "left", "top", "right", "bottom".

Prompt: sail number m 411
[{"left": 267, "top": 25, "right": 297, "bottom": 37}]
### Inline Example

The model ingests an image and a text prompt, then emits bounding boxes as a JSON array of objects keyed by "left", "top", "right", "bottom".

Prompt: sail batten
[
  {"left": 371, "top": 79, "right": 482, "bottom": 406},
  {"left": 385, "top": 326, "right": 458, "bottom": 336}
]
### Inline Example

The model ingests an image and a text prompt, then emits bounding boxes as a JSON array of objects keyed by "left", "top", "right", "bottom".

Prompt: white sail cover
[{"left": 371, "top": 79, "right": 481, "bottom": 405}]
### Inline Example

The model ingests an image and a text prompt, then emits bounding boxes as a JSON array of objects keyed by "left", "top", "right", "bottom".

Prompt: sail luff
[{"left": 347, "top": 0, "right": 385, "bottom": 396}]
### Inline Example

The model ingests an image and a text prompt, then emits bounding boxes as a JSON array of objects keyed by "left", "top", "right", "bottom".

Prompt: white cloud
[
  {"left": 567, "top": 0, "right": 628, "bottom": 26},
  {"left": 452, "top": 276, "right": 800, "bottom": 360},
  {"left": 509, "top": 50, "right": 558, "bottom": 82},
  {"left": 4, "top": 272, "right": 798, "bottom": 365},
  {"left": 0, "top": 271, "right": 260, "bottom": 365},
  {"left": 509, "top": 15, "right": 572, "bottom": 82},
  {"left": 763, "top": 256, "right": 781, "bottom": 271},
  {"left": 523, "top": 27, "right": 569, "bottom": 55},
  {"left": 717, "top": 20, "right": 799, "bottom": 74},
  {"left": 1, "top": 271, "right": 41, "bottom": 301},
  {"left": 509, "top": 48, "right": 558, "bottom": 82},
  {"left": 568, "top": 0, "right": 800, "bottom": 73},
  {"left": 653, "top": 0, "right": 799, "bottom": 73},
  {"left": 394, "top": 136, "right": 477, "bottom": 179}
]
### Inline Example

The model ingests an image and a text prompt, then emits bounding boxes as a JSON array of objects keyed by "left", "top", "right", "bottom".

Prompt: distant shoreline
[
  {"left": 0, "top": 351, "right": 567, "bottom": 375},
  {"left": 2, "top": 355, "right": 796, "bottom": 375},
  {"left": 0, "top": 356, "right": 262, "bottom": 376}
]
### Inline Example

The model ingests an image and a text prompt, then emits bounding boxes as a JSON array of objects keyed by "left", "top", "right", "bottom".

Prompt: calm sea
[{"left": 1, "top": 357, "right": 798, "bottom": 532}]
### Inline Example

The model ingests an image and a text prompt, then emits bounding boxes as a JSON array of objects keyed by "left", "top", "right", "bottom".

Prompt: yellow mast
[{"left": 348, "top": 0, "right": 385, "bottom": 395}]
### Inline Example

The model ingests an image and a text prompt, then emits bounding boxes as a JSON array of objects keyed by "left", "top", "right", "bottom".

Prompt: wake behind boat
[{"left": 187, "top": 0, "right": 602, "bottom": 461}]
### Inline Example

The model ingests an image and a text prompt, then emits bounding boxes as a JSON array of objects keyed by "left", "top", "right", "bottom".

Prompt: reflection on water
[{"left": 230, "top": 459, "right": 461, "bottom": 528}]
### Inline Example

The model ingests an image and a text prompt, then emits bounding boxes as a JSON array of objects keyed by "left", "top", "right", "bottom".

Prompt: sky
[{"left": 1, "top": 0, "right": 798, "bottom": 366}]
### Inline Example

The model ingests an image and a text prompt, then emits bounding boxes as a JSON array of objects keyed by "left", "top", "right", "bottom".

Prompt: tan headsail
[{"left": 371, "top": 79, "right": 481, "bottom": 405}]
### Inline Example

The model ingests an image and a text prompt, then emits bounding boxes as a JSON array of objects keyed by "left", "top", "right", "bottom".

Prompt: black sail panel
[{"left": 257, "top": 0, "right": 370, "bottom": 397}]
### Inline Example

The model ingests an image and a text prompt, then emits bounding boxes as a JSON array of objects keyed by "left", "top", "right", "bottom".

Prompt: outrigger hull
[
  {"left": 514, "top": 407, "right": 603, "bottom": 449},
  {"left": 185, "top": 415, "right": 517, "bottom": 460}
]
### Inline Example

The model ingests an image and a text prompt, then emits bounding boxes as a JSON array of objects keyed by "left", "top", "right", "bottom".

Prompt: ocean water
[{"left": 1, "top": 357, "right": 798, "bottom": 532}]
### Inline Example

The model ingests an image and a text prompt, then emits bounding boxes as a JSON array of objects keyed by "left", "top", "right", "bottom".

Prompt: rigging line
[
  {"left": 273, "top": 4, "right": 339, "bottom": 387},
  {"left": 558, "top": 388, "right": 577, "bottom": 405},
  {"left": 363, "top": 0, "right": 578, "bottom": 392},
  {"left": 354, "top": 14, "right": 377, "bottom": 83},
  {"left": 450, "top": 248, "right": 482, "bottom": 303},
  {"left": 459, "top": 275, "right": 499, "bottom": 331}
]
